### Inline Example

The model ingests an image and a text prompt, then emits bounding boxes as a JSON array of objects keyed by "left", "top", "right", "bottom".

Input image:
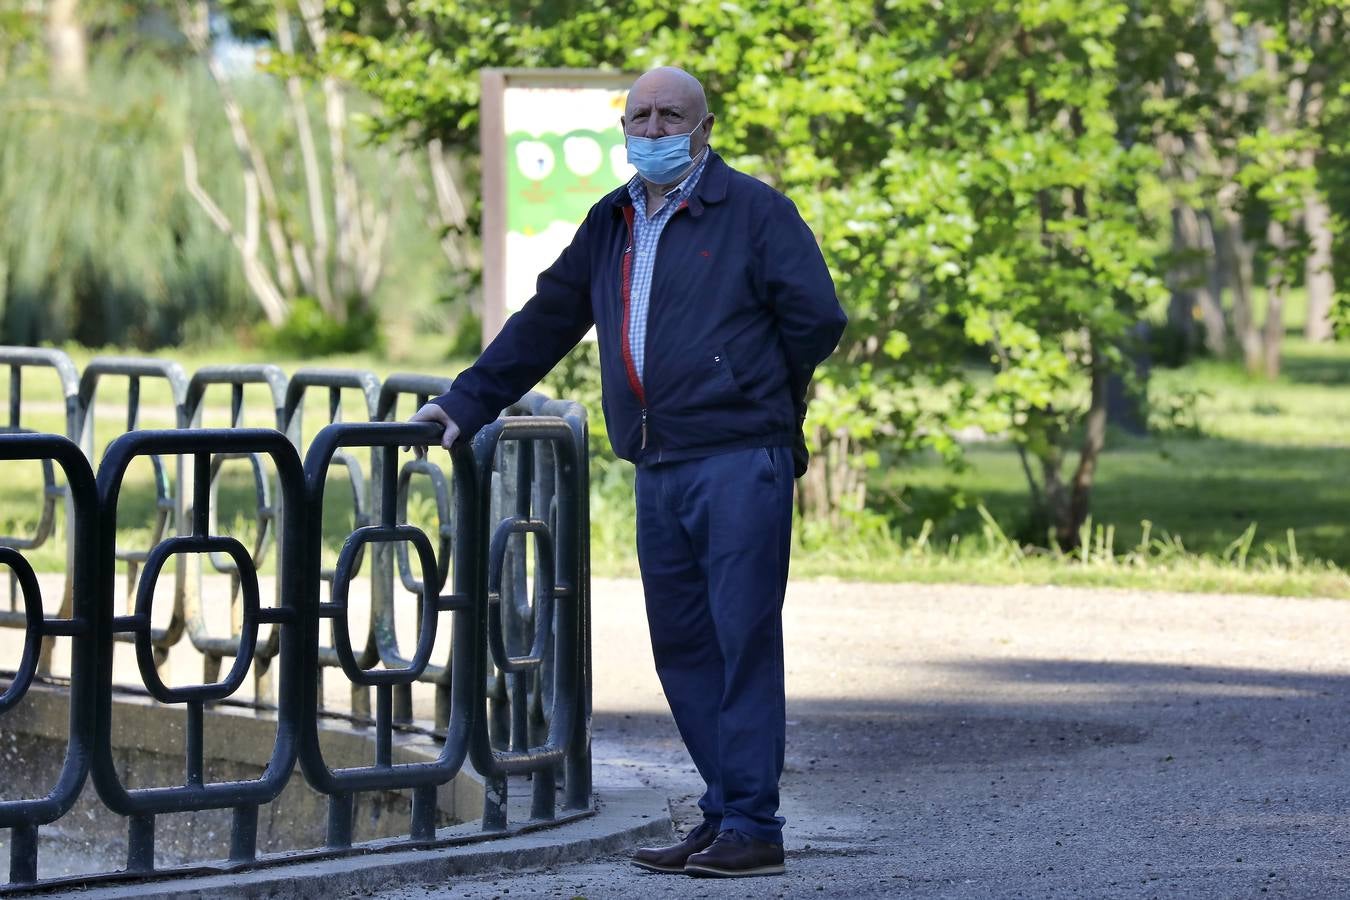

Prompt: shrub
[{"left": 257, "top": 296, "right": 384, "bottom": 357}]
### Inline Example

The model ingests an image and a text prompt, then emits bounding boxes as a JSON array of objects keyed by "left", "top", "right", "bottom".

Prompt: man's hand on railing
[{"left": 406, "top": 403, "right": 460, "bottom": 459}]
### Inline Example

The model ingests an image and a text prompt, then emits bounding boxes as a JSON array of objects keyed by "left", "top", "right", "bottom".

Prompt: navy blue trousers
[{"left": 634, "top": 445, "right": 794, "bottom": 845}]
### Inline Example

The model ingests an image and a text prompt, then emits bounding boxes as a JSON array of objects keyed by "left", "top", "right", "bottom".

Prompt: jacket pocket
[{"left": 710, "top": 348, "right": 747, "bottom": 401}]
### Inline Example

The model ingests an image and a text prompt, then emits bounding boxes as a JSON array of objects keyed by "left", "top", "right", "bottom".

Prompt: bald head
[
  {"left": 625, "top": 67, "right": 708, "bottom": 121},
  {"left": 621, "top": 67, "right": 715, "bottom": 189}
]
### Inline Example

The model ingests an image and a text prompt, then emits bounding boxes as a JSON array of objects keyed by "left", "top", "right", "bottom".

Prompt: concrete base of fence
[
  {"left": 1, "top": 681, "right": 480, "bottom": 866},
  {"left": 1, "top": 681, "right": 673, "bottom": 896},
  {"left": 23, "top": 786, "right": 672, "bottom": 899}
]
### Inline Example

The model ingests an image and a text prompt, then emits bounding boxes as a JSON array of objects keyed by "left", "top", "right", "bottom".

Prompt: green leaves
[{"left": 324, "top": 0, "right": 1347, "bottom": 529}]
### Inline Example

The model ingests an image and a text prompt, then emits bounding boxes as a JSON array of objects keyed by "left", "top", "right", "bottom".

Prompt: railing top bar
[
  {"left": 288, "top": 367, "right": 382, "bottom": 389},
  {"left": 188, "top": 363, "right": 289, "bottom": 387},
  {"left": 306, "top": 421, "right": 443, "bottom": 466},
  {"left": 81, "top": 356, "right": 188, "bottom": 378},
  {"left": 0, "top": 348, "right": 80, "bottom": 398},
  {"left": 375, "top": 373, "right": 454, "bottom": 421},
  {"left": 0, "top": 433, "right": 94, "bottom": 483},
  {"left": 534, "top": 397, "right": 587, "bottom": 420},
  {"left": 283, "top": 368, "right": 382, "bottom": 423},
  {"left": 380, "top": 372, "right": 455, "bottom": 394},
  {"left": 500, "top": 391, "right": 557, "bottom": 417},
  {"left": 98, "top": 427, "right": 299, "bottom": 469},
  {"left": 491, "top": 416, "right": 580, "bottom": 443},
  {"left": 184, "top": 364, "right": 290, "bottom": 423},
  {"left": 79, "top": 357, "right": 190, "bottom": 405}
]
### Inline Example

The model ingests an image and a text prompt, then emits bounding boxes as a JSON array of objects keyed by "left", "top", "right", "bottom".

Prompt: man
[{"left": 411, "top": 66, "right": 846, "bottom": 877}]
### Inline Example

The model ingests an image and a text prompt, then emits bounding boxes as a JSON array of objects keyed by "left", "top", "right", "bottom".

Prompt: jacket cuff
[{"left": 431, "top": 391, "right": 487, "bottom": 445}]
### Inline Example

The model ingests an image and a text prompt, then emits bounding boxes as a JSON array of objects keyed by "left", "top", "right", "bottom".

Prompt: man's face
[{"left": 621, "top": 75, "right": 713, "bottom": 159}]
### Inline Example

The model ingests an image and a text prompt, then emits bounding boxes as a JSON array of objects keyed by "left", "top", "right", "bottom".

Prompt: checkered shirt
[{"left": 625, "top": 149, "right": 711, "bottom": 386}]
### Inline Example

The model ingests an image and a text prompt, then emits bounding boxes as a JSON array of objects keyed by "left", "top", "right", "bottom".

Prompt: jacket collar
[{"left": 610, "top": 149, "right": 729, "bottom": 218}]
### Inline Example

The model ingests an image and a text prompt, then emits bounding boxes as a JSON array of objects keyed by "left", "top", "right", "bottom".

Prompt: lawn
[
  {"left": 885, "top": 345, "right": 1350, "bottom": 564},
  {"left": 865, "top": 330, "right": 1350, "bottom": 596}
]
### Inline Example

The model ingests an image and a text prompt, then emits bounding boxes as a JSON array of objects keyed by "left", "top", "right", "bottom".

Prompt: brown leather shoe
[
  {"left": 684, "top": 829, "right": 785, "bottom": 877},
  {"left": 631, "top": 820, "right": 720, "bottom": 874}
]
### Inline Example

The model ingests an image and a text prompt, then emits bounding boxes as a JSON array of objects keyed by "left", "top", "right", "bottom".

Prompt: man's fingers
[{"left": 405, "top": 404, "right": 458, "bottom": 454}]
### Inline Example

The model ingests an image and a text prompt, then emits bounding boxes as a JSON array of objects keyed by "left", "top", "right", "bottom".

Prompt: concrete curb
[{"left": 37, "top": 787, "right": 673, "bottom": 899}]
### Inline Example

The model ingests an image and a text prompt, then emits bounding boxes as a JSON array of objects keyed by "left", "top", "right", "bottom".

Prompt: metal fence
[{"left": 0, "top": 348, "right": 592, "bottom": 889}]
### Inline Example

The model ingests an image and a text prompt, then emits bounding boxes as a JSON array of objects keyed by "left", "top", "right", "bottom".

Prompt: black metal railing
[
  {"left": 0, "top": 348, "right": 592, "bottom": 891},
  {"left": 0, "top": 434, "right": 97, "bottom": 886}
]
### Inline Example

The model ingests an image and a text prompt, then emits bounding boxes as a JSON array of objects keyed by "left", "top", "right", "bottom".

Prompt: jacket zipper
[{"left": 619, "top": 207, "right": 648, "bottom": 449}]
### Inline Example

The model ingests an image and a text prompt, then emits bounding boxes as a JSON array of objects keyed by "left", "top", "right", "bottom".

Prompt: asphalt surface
[{"left": 368, "top": 578, "right": 1350, "bottom": 899}]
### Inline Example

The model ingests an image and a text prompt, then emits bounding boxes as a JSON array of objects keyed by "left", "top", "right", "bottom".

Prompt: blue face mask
[{"left": 626, "top": 122, "right": 705, "bottom": 185}]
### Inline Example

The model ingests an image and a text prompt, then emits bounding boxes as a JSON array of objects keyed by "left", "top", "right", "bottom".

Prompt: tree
[
  {"left": 177, "top": 0, "right": 392, "bottom": 327},
  {"left": 327, "top": 0, "right": 1350, "bottom": 542},
  {"left": 44, "top": 0, "right": 87, "bottom": 91},
  {"left": 1120, "top": 0, "right": 1346, "bottom": 374}
]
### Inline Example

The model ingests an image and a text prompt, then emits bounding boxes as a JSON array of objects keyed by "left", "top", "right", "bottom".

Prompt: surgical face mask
[{"left": 625, "top": 121, "right": 705, "bottom": 185}]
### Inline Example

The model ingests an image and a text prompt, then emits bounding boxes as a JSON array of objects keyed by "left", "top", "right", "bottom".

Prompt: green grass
[{"left": 866, "top": 329, "right": 1350, "bottom": 597}]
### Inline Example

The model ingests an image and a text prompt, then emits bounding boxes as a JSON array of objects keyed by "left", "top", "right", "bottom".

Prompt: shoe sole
[
  {"left": 631, "top": 859, "right": 688, "bottom": 875},
  {"left": 684, "top": 862, "right": 786, "bottom": 878}
]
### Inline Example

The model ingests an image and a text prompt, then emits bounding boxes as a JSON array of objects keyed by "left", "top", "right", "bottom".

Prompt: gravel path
[{"left": 375, "top": 578, "right": 1350, "bottom": 899}]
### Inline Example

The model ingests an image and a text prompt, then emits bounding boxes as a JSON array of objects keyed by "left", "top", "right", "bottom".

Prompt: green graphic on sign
[{"left": 507, "top": 129, "right": 629, "bottom": 235}]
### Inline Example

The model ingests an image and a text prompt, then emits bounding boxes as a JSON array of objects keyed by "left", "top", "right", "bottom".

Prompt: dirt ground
[{"left": 378, "top": 578, "right": 1350, "bottom": 899}]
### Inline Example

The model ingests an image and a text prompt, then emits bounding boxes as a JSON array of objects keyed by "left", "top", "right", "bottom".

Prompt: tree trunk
[
  {"left": 1220, "top": 207, "right": 1262, "bottom": 375},
  {"left": 1196, "top": 210, "right": 1228, "bottom": 355},
  {"left": 1262, "top": 217, "right": 1289, "bottom": 379},
  {"left": 1303, "top": 189, "right": 1335, "bottom": 342},
  {"left": 1167, "top": 204, "right": 1197, "bottom": 353},
  {"left": 1039, "top": 447, "right": 1072, "bottom": 549},
  {"left": 795, "top": 424, "right": 867, "bottom": 527},
  {"left": 45, "top": 0, "right": 87, "bottom": 93},
  {"left": 275, "top": 3, "right": 336, "bottom": 315},
  {"left": 1066, "top": 357, "right": 1109, "bottom": 546}
]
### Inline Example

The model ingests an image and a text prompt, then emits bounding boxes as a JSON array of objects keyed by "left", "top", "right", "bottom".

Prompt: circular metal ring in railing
[
  {"left": 325, "top": 524, "right": 439, "bottom": 687},
  {"left": 131, "top": 535, "right": 261, "bottom": 704},
  {"left": 0, "top": 548, "right": 43, "bottom": 714},
  {"left": 487, "top": 517, "right": 555, "bottom": 675},
  {"left": 394, "top": 459, "right": 452, "bottom": 597}
]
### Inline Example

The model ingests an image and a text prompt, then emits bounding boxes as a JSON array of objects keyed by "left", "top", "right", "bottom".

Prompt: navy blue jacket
[{"left": 433, "top": 151, "right": 847, "bottom": 467}]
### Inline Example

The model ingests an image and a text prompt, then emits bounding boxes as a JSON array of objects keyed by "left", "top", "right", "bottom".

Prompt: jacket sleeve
[
  {"left": 432, "top": 214, "right": 595, "bottom": 439},
  {"left": 759, "top": 192, "right": 848, "bottom": 412}
]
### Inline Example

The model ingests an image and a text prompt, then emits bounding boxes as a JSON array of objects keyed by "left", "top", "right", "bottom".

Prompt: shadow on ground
[{"left": 595, "top": 657, "right": 1349, "bottom": 774}]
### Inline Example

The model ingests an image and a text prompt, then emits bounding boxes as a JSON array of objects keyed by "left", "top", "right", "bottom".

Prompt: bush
[{"left": 257, "top": 296, "right": 384, "bottom": 357}]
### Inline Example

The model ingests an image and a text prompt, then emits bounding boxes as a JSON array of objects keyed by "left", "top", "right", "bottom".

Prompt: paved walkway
[{"left": 373, "top": 578, "right": 1350, "bottom": 899}]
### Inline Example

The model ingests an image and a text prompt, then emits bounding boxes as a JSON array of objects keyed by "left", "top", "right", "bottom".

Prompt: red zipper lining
[
  {"left": 619, "top": 205, "right": 646, "bottom": 408},
  {"left": 618, "top": 198, "right": 692, "bottom": 419}
]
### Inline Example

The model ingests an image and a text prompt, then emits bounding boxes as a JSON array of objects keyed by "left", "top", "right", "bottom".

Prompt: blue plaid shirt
[{"left": 625, "top": 149, "right": 711, "bottom": 385}]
